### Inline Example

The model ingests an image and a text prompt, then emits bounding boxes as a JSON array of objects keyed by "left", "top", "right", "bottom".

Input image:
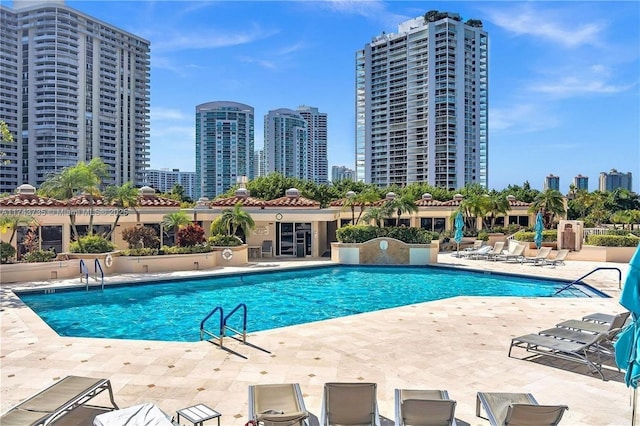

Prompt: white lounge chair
[
  {"left": 320, "top": 382, "right": 380, "bottom": 426},
  {"left": 542, "top": 249, "right": 569, "bottom": 267},
  {"left": 521, "top": 246, "right": 553, "bottom": 265},
  {"left": 248, "top": 383, "right": 309, "bottom": 426},
  {"left": 395, "top": 389, "right": 457, "bottom": 426},
  {"left": 476, "top": 392, "right": 568, "bottom": 425}
]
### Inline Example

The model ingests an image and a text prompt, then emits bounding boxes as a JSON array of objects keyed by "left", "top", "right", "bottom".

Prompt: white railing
[{"left": 582, "top": 228, "right": 610, "bottom": 242}]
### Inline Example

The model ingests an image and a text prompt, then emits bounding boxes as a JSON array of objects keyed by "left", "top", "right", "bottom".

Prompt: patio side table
[{"left": 176, "top": 404, "right": 221, "bottom": 426}]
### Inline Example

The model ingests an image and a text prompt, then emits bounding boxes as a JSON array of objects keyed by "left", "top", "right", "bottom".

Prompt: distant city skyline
[{"left": 7, "top": 0, "right": 638, "bottom": 193}]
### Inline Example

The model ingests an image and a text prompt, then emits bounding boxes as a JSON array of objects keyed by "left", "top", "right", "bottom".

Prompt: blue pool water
[{"left": 16, "top": 265, "right": 605, "bottom": 342}]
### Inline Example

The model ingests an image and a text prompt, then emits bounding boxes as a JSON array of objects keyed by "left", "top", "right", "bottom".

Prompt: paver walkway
[{"left": 0, "top": 255, "right": 632, "bottom": 425}]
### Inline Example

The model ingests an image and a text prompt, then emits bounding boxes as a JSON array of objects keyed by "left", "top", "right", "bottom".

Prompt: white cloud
[
  {"left": 237, "top": 56, "right": 278, "bottom": 70},
  {"left": 151, "top": 107, "right": 191, "bottom": 121},
  {"left": 528, "top": 64, "right": 635, "bottom": 97},
  {"left": 490, "top": 104, "right": 560, "bottom": 134},
  {"left": 149, "top": 24, "right": 278, "bottom": 52},
  {"left": 484, "top": 5, "right": 605, "bottom": 48}
]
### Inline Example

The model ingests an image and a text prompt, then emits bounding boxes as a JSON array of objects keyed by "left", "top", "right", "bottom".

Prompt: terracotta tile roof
[
  {"left": 67, "top": 194, "right": 109, "bottom": 207},
  {"left": 137, "top": 195, "right": 181, "bottom": 207},
  {"left": 508, "top": 200, "right": 532, "bottom": 207},
  {"left": 440, "top": 199, "right": 462, "bottom": 206},
  {"left": 329, "top": 198, "right": 378, "bottom": 208},
  {"left": 210, "top": 196, "right": 266, "bottom": 207},
  {"left": 0, "top": 194, "right": 65, "bottom": 207},
  {"left": 264, "top": 196, "right": 321, "bottom": 208},
  {"left": 415, "top": 198, "right": 446, "bottom": 207}
]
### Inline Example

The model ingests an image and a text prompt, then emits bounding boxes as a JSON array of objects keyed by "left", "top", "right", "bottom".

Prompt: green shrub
[
  {"left": 0, "top": 241, "right": 16, "bottom": 263},
  {"left": 22, "top": 249, "right": 56, "bottom": 263},
  {"left": 336, "top": 225, "right": 381, "bottom": 243},
  {"left": 477, "top": 230, "right": 489, "bottom": 241},
  {"left": 70, "top": 235, "right": 116, "bottom": 253},
  {"left": 586, "top": 234, "right": 640, "bottom": 247},
  {"left": 121, "top": 248, "right": 159, "bottom": 256},
  {"left": 336, "top": 225, "right": 435, "bottom": 244},
  {"left": 605, "top": 229, "right": 630, "bottom": 236},
  {"left": 384, "top": 227, "right": 434, "bottom": 244},
  {"left": 512, "top": 230, "right": 557, "bottom": 242},
  {"left": 161, "top": 244, "right": 213, "bottom": 254},
  {"left": 208, "top": 234, "right": 243, "bottom": 247}
]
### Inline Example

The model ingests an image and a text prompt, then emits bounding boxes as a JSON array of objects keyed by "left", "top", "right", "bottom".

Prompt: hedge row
[
  {"left": 586, "top": 235, "right": 640, "bottom": 247},
  {"left": 336, "top": 225, "right": 436, "bottom": 244}
]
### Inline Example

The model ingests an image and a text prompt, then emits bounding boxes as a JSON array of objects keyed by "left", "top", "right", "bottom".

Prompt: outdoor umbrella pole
[{"left": 634, "top": 388, "right": 637, "bottom": 426}]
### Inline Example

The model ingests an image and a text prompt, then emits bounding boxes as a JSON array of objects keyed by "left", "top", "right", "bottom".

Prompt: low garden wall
[
  {"left": 0, "top": 245, "right": 249, "bottom": 284},
  {"left": 331, "top": 238, "right": 438, "bottom": 265}
]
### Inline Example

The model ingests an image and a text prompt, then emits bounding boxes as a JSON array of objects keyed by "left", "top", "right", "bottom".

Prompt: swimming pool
[{"left": 16, "top": 265, "right": 606, "bottom": 342}]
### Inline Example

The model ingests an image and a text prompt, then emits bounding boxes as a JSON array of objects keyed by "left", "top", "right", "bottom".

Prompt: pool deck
[{"left": 0, "top": 254, "right": 633, "bottom": 425}]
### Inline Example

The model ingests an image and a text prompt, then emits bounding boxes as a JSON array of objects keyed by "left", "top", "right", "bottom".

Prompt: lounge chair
[
  {"left": 320, "top": 382, "right": 380, "bottom": 426},
  {"left": 582, "top": 312, "right": 617, "bottom": 324},
  {"left": 261, "top": 240, "right": 274, "bottom": 257},
  {"left": 0, "top": 375, "right": 118, "bottom": 426},
  {"left": 508, "top": 331, "right": 609, "bottom": 380},
  {"left": 248, "top": 383, "right": 309, "bottom": 426},
  {"left": 542, "top": 249, "right": 569, "bottom": 267},
  {"left": 460, "top": 245, "right": 492, "bottom": 259},
  {"left": 476, "top": 241, "right": 505, "bottom": 261},
  {"left": 521, "top": 246, "right": 553, "bottom": 265},
  {"left": 494, "top": 243, "right": 525, "bottom": 263},
  {"left": 556, "top": 311, "right": 630, "bottom": 334},
  {"left": 476, "top": 392, "right": 568, "bottom": 425},
  {"left": 394, "top": 389, "right": 456, "bottom": 426}
]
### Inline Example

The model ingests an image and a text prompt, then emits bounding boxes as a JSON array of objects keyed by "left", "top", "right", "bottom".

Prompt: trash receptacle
[{"left": 296, "top": 243, "right": 305, "bottom": 258}]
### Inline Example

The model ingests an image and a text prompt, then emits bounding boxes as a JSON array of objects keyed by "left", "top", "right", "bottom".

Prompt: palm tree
[
  {"left": 529, "top": 189, "right": 566, "bottom": 229},
  {"left": 484, "top": 192, "right": 511, "bottom": 229},
  {"left": 38, "top": 158, "right": 107, "bottom": 248},
  {"left": 219, "top": 202, "right": 255, "bottom": 242},
  {"left": 341, "top": 191, "right": 358, "bottom": 225},
  {"left": 459, "top": 194, "right": 488, "bottom": 231},
  {"left": 354, "top": 191, "right": 381, "bottom": 224},
  {"left": 383, "top": 194, "right": 418, "bottom": 226},
  {"left": 361, "top": 207, "right": 387, "bottom": 227},
  {"left": 161, "top": 211, "right": 191, "bottom": 245},
  {"left": 103, "top": 182, "right": 140, "bottom": 239},
  {"left": 0, "top": 214, "right": 37, "bottom": 243}
]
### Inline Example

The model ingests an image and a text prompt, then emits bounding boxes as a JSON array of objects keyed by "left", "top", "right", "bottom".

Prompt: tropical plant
[
  {"left": 0, "top": 214, "right": 37, "bottom": 243},
  {"left": 208, "top": 234, "right": 243, "bottom": 247},
  {"left": 176, "top": 223, "right": 205, "bottom": 247},
  {"left": 38, "top": 158, "right": 108, "bottom": 249},
  {"left": 528, "top": 189, "right": 566, "bottom": 229},
  {"left": 23, "top": 249, "right": 56, "bottom": 263},
  {"left": 483, "top": 192, "right": 511, "bottom": 229},
  {"left": 0, "top": 241, "right": 16, "bottom": 263},
  {"left": 121, "top": 225, "right": 160, "bottom": 249},
  {"left": 361, "top": 206, "right": 387, "bottom": 227},
  {"left": 69, "top": 235, "right": 115, "bottom": 253},
  {"left": 161, "top": 211, "right": 191, "bottom": 244},
  {"left": 383, "top": 194, "right": 418, "bottom": 226},
  {"left": 103, "top": 182, "right": 139, "bottom": 238},
  {"left": 0, "top": 119, "right": 13, "bottom": 165},
  {"left": 219, "top": 202, "right": 255, "bottom": 241}
]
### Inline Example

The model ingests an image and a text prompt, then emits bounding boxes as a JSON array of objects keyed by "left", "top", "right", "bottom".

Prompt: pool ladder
[
  {"left": 79, "top": 259, "right": 104, "bottom": 290},
  {"left": 200, "top": 303, "right": 270, "bottom": 359},
  {"left": 554, "top": 266, "right": 622, "bottom": 295}
]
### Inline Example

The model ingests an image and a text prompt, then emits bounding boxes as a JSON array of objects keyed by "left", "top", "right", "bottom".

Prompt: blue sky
[{"left": 29, "top": 0, "right": 640, "bottom": 192}]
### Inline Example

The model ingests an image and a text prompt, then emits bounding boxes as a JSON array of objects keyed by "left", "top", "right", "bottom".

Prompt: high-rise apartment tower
[
  {"left": 544, "top": 174, "right": 560, "bottom": 191},
  {"left": 263, "top": 108, "right": 308, "bottom": 180},
  {"left": 356, "top": 11, "right": 488, "bottom": 189},
  {"left": 195, "top": 101, "right": 254, "bottom": 199},
  {"left": 0, "top": 0, "right": 150, "bottom": 192},
  {"left": 296, "top": 105, "right": 328, "bottom": 184},
  {"left": 599, "top": 169, "right": 633, "bottom": 192}
]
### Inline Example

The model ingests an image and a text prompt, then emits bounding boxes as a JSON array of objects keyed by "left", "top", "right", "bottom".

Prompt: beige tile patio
[{"left": 0, "top": 256, "right": 633, "bottom": 425}]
